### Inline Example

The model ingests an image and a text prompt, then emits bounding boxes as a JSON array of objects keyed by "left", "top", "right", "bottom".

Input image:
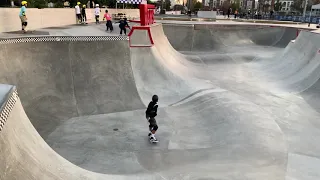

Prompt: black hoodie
[{"left": 146, "top": 101, "right": 158, "bottom": 118}]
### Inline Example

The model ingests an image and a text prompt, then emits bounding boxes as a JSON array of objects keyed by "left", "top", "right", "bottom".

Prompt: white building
[
  {"left": 280, "top": 0, "right": 294, "bottom": 12},
  {"left": 209, "top": 0, "right": 259, "bottom": 9},
  {"left": 203, "top": 0, "right": 293, "bottom": 11}
]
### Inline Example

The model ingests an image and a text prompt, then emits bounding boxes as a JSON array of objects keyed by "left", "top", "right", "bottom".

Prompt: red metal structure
[
  {"left": 128, "top": 4, "right": 156, "bottom": 47},
  {"left": 127, "top": 26, "right": 154, "bottom": 47},
  {"left": 139, "top": 4, "right": 155, "bottom": 26}
]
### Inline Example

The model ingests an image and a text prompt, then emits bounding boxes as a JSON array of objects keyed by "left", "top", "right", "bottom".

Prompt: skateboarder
[
  {"left": 94, "top": 4, "right": 101, "bottom": 24},
  {"left": 146, "top": 95, "right": 159, "bottom": 142},
  {"left": 117, "top": 17, "right": 130, "bottom": 35},
  {"left": 75, "top": 2, "right": 81, "bottom": 24},
  {"left": 81, "top": 5, "right": 87, "bottom": 24},
  {"left": 103, "top": 10, "right": 113, "bottom": 32},
  {"left": 19, "top": 1, "right": 28, "bottom": 33}
]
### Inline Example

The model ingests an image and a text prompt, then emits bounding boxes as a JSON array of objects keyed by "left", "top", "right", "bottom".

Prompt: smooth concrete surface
[
  {"left": 0, "top": 95, "right": 160, "bottom": 180},
  {"left": 0, "top": 22, "right": 139, "bottom": 38},
  {"left": 0, "top": 8, "right": 139, "bottom": 33},
  {"left": 0, "top": 39, "right": 144, "bottom": 139},
  {"left": 0, "top": 22, "right": 320, "bottom": 180},
  {"left": 0, "top": 84, "right": 14, "bottom": 109},
  {"left": 197, "top": 11, "right": 217, "bottom": 19},
  {"left": 162, "top": 24, "right": 298, "bottom": 51}
]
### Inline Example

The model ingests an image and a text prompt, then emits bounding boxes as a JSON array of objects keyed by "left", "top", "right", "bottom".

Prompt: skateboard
[
  {"left": 150, "top": 138, "right": 159, "bottom": 143},
  {"left": 148, "top": 135, "right": 159, "bottom": 143},
  {"left": 21, "top": 30, "right": 34, "bottom": 34}
]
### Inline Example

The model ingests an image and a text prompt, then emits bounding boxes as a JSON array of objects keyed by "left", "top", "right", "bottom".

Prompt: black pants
[
  {"left": 95, "top": 15, "right": 99, "bottom": 23},
  {"left": 81, "top": 13, "right": 86, "bottom": 22},
  {"left": 146, "top": 115, "right": 158, "bottom": 131},
  {"left": 106, "top": 20, "right": 113, "bottom": 31},
  {"left": 76, "top": 14, "right": 82, "bottom": 22},
  {"left": 120, "top": 27, "right": 126, "bottom": 35}
]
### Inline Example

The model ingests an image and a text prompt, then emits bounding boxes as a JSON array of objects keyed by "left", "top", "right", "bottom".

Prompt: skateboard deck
[{"left": 150, "top": 139, "right": 159, "bottom": 143}]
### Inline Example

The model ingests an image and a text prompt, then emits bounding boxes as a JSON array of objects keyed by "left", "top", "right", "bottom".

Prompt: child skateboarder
[
  {"left": 94, "top": 4, "right": 101, "bottom": 24},
  {"left": 117, "top": 17, "right": 130, "bottom": 35},
  {"left": 103, "top": 10, "right": 113, "bottom": 32},
  {"left": 146, "top": 95, "right": 159, "bottom": 142},
  {"left": 19, "top": 1, "right": 28, "bottom": 33},
  {"left": 75, "top": 2, "right": 81, "bottom": 24},
  {"left": 81, "top": 5, "right": 87, "bottom": 24}
]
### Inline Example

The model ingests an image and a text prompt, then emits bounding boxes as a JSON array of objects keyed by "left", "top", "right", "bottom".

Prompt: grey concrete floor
[{"left": 1, "top": 22, "right": 320, "bottom": 180}]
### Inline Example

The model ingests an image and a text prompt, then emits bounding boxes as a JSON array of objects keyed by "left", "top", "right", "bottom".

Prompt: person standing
[
  {"left": 19, "top": 1, "right": 28, "bottom": 33},
  {"left": 117, "top": 17, "right": 130, "bottom": 35},
  {"left": 81, "top": 5, "right": 87, "bottom": 24},
  {"left": 234, "top": 9, "right": 238, "bottom": 19},
  {"left": 103, "top": 10, "right": 113, "bottom": 32},
  {"left": 75, "top": 2, "right": 81, "bottom": 24},
  {"left": 94, "top": 4, "right": 100, "bottom": 24}
]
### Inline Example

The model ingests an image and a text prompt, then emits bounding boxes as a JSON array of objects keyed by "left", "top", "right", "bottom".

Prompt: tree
[
  {"left": 274, "top": 0, "right": 282, "bottom": 11},
  {"left": 311, "top": 0, "right": 320, "bottom": 5},
  {"left": 165, "top": 0, "right": 171, "bottom": 10},
  {"left": 291, "top": 0, "right": 304, "bottom": 13},
  {"left": 194, "top": 1, "right": 202, "bottom": 10},
  {"left": 270, "top": 0, "right": 274, "bottom": 10},
  {"left": 28, "top": 0, "right": 47, "bottom": 8},
  {"left": 221, "top": 0, "right": 230, "bottom": 11},
  {"left": 230, "top": 0, "right": 240, "bottom": 11},
  {"left": 252, "top": 0, "right": 255, "bottom": 10},
  {"left": 263, "top": 3, "right": 270, "bottom": 12}
]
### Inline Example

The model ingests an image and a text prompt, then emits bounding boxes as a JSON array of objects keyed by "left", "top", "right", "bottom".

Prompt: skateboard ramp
[
  {"left": 0, "top": 37, "right": 145, "bottom": 139},
  {"left": 0, "top": 23, "right": 320, "bottom": 180},
  {"left": 162, "top": 24, "right": 298, "bottom": 52}
]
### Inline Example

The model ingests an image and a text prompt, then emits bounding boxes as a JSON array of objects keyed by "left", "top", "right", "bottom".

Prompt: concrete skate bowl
[
  {"left": 144, "top": 23, "right": 320, "bottom": 180},
  {"left": 1, "top": 23, "right": 320, "bottom": 180},
  {"left": 161, "top": 24, "right": 299, "bottom": 65}
]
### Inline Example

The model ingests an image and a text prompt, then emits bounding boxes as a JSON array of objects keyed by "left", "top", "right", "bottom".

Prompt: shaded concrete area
[
  {"left": 0, "top": 40, "right": 144, "bottom": 139},
  {"left": 4, "top": 30, "right": 50, "bottom": 35},
  {"left": 162, "top": 24, "right": 298, "bottom": 52},
  {"left": 1, "top": 22, "right": 320, "bottom": 180}
]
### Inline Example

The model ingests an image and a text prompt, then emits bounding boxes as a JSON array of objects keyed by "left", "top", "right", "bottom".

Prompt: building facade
[
  {"left": 280, "top": 0, "right": 294, "bottom": 12},
  {"left": 196, "top": 0, "right": 293, "bottom": 11}
]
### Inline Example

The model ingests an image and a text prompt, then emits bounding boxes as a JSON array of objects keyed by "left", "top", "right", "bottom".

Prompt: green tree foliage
[
  {"left": 262, "top": 3, "right": 270, "bottom": 12},
  {"left": 23, "top": 0, "right": 138, "bottom": 8},
  {"left": 274, "top": 0, "right": 282, "bottom": 11},
  {"left": 165, "top": 0, "right": 171, "bottom": 10},
  {"left": 28, "top": 0, "right": 47, "bottom": 8},
  {"left": 291, "top": 0, "right": 303, "bottom": 13},
  {"left": 230, "top": 0, "right": 240, "bottom": 11},
  {"left": 194, "top": 1, "right": 202, "bottom": 10},
  {"left": 221, "top": 0, "right": 230, "bottom": 11},
  {"left": 51, "top": 0, "right": 64, "bottom": 7}
]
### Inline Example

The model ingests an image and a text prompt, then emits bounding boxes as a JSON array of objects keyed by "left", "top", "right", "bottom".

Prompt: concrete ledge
[
  {"left": 197, "top": 11, "right": 217, "bottom": 19},
  {"left": 234, "top": 19, "right": 303, "bottom": 25},
  {"left": 0, "top": 8, "right": 139, "bottom": 32},
  {"left": 0, "top": 85, "right": 17, "bottom": 132},
  {"left": 154, "top": 17, "right": 216, "bottom": 22}
]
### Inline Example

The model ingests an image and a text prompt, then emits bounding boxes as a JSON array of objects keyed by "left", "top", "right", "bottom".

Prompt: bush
[{"left": 28, "top": 0, "right": 47, "bottom": 8}]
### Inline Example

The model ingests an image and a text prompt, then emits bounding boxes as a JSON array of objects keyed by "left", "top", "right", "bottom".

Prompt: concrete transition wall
[
  {"left": 0, "top": 8, "right": 139, "bottom": 32},
  {"left": 197, "top": 11, "right": 217, "bottom": 19}
]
